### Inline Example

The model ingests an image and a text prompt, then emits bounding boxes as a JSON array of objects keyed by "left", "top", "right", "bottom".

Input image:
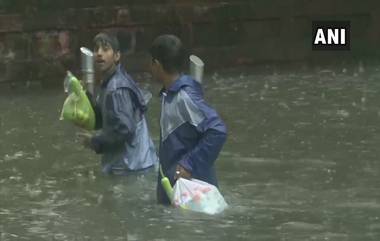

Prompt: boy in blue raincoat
[
  {"left": 80, "top": 31, "right": 158, "bottom": 175},
  {"left": 149, "top": 35, "right": 227, "bottom": 204}
]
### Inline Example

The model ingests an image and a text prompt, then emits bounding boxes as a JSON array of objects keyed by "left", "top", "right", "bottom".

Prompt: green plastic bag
[
  {"left": 160, "top": 165, "right": 174, "bottom": 202},
  {"left": 60, "top": 71, "right": 95, "bottom": 130}
]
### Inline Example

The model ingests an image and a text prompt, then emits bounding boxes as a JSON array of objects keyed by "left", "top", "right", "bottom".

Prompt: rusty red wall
[{"left": 0, "top": 0, "right": 379, "bottom": 85}]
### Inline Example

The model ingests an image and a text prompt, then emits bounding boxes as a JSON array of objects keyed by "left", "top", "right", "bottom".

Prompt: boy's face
[{"left": 94, "top": 41, "right": 120, "bottom": 74}]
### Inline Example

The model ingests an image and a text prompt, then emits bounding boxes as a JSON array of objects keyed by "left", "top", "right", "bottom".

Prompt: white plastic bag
[{"left": 173, "top": 178, "right": 228, "bottom": 215}]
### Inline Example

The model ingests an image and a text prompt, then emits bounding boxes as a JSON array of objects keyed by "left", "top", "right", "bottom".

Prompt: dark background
[{"left": 0, "top": 0, "right": 378, "bottom": 86}]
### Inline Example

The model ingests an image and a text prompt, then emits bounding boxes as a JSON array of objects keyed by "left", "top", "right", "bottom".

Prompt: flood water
[{"left": 1, "top": 66, "right": 380, "bottom": 241}]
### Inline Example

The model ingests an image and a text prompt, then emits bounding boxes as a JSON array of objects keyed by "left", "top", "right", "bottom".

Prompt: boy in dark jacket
[
  {"left": 149, "top": 35, "right": 227, "bottom": 204},
  {"left": 80, "top": 32, "right": 158, "bottom": 175}
]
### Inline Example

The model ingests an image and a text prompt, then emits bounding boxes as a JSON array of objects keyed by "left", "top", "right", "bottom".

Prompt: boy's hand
[
  {"left": 174, "top": 165, "right": 191, "bottom": 180},
  {"left": 76, "top": 131, "right": 93, "bottom": 149}
]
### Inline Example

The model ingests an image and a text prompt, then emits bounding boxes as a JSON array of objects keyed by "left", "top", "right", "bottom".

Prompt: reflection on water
[{"left": 1, "top": 66, "right": 380, "bottom": 240}]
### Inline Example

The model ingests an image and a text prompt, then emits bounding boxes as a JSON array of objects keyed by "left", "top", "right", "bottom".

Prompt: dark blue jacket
[
  {"left": 90, "top": 64, "right": 158, "bottom": 174},
  {"left": 157, "top": 75, "right": 227, "bottom": 204}
]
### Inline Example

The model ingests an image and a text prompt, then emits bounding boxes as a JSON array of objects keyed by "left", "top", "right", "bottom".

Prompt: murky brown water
[{"left": 1, "top": 66, "right": 380, "bottom": 240}]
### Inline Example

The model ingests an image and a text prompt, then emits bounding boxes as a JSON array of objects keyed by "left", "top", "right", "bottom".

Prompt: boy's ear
[
  {"left": 114, "top": 51, "right": 121, "bottom": 62},
  {"left": 153, "top": 59, "right": 162, "bottom": 69}
]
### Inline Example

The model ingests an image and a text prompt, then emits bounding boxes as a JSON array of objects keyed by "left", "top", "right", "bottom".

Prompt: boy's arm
[
  {"left": 178, "top": 130, "right": 226, "bottom": 177},
  {"left": 177, "top": 88, "right": 227, "bottom": 174},
  {"left": 89, "top": 88, "right": 137, "bottom": 153},
  {"left": 178, "top": 115, "right": 227, "bottom": 174}
]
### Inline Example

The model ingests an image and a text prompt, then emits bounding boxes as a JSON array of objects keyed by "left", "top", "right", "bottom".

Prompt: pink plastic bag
[{"left": 173, "top": 178, "right": 228, "bottom": 215}]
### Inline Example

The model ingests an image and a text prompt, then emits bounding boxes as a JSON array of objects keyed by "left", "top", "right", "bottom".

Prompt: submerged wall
[{"left": 0, "top": 0, "right": 379, "bottom": 85}]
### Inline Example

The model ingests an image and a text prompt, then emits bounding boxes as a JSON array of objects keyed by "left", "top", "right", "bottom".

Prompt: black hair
[
  {"left": 93, "top": 31, "right": 120, "bottom": 52},
  {"left": 149, "top": 34, "right": 186, "bottom": 74}
]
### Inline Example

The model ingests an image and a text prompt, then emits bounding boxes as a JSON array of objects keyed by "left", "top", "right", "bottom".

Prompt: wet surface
[{"left": 1, "top": 66, "right": 380, "bottom": 240}]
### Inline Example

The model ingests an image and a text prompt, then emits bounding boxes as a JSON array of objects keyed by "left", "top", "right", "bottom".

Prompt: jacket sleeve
[
  {"left": 90, "top": 88, "right": 137, "bottom": 153},
  {"left": 178, "top": 87, "right": 227, "bottom": 173}
]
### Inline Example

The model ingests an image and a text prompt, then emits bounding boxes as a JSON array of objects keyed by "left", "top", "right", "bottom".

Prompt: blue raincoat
[
  {"left": 89, "top": 64, "right": 158, "bottom": 175},
  {"left": 157, "top": 75, "right": 227, "bottom": 204}
]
